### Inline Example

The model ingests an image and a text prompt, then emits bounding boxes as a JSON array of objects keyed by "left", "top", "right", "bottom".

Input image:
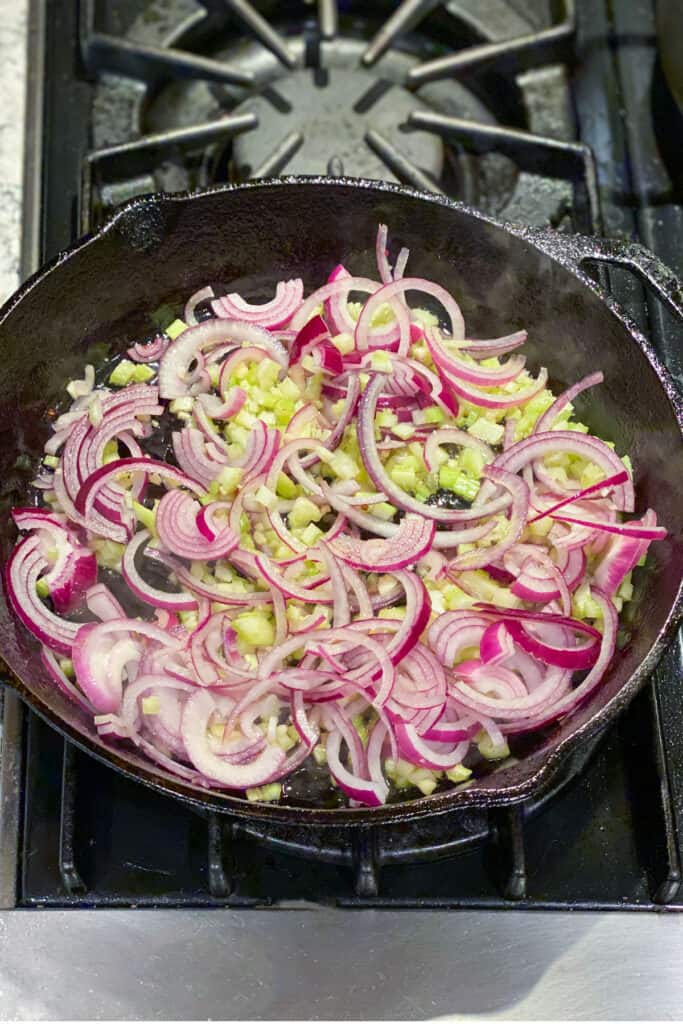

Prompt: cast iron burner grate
[
  {"left": 3, "top": 0, "right": 682, "bottom": 910},
  {"left": 79, "top": 0, "right": 599, "bottom": 233}
]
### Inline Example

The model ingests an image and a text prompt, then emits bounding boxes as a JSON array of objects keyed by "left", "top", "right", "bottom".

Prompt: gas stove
[{"left": 4, "top": 0, "right": 683, "bottom": 922}]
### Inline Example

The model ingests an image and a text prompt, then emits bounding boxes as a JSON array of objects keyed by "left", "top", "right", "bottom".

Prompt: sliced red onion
[
  {"left": 121, "top": 530, "right": 198, "bottom": 611},
  {"left": 159, "top": 319, "right": 287, "bottom": 400},
  {"left": 527, "top": 470, "right": 629, "bottom": 523},
  {"left": 85, "top": 583, "right": 126, "bottom": 621},
  {"left": 72, "top": 618, "right": 180, "bottom": 713},
  {"left": 127, "top": 333, "right": 169, "bottom": 363},
  {"left": 182, "top": 689, "right": 287, "bottom": 788},
  {"left": 357, "top": 374, "right": 511, "bottom": 524},
  {"left": 449, "top": 466, "right": 529, "bottom": 572},
  {"left": 212, "top": 279, "right": 303, "bottom": 329},
  {"left": 326, "top": 729, "right": 388, "bottom": 807},
  {"left": 426, "top": 326, "right": 526, "bottom": 386},
  {"left": 184, "top": 285, "right": 216, "bottom": 326},
  {"left": 535, "top": 372, "right": 603, "bottom": 433},
  {"left": 328, "top": 513, "right": 435, "bottom": 571},
  {"left": 5, "top": 537, "right": 81, "bottom": 654}
]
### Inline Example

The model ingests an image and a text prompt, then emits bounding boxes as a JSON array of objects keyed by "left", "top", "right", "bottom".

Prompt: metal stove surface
[{"left": 2, "top": 0, "right": 683, "bottom": 926}]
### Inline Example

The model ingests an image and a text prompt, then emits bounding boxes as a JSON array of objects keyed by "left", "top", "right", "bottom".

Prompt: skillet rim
[{"left": 0, "top": 175, "right": 681, "bottom": 826}]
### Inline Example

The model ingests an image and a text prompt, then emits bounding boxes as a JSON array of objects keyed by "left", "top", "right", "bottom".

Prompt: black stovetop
[{"left": 5, "top": 0, "right": 683, "bottom": 910}]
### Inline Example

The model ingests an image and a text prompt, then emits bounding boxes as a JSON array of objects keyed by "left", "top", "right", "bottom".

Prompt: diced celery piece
[
  {"left": 43, "top": 455, "right": 60, "bottom": 469},
  {"left": 376, "top": 410, "right": 398, "bottom": 428},
  {"left": 460, "top": 448, "right": 485, "bottom": 478},
  {"left": 59, "top": 657, "right": 75, "bottom": 678},
  {"left": 416, "top": 778, "right": 438, "bottom": 796},
  {"left": 246, "top": 783, "right": 282, "bottom": 802},
  {"left": 300, "top": 523, "right": 323, "bottom": 546},
  {"left": 279, "top": 376, "right": 301, "bottom": 400},
  {"left": 36, "top": 578, "right": 50, "bottom": 598},
  {"left": 371, "top": 502, "right": 397, "bottom": 521},
  {"left": 477, "top": 733, "right": 510, "bottom": 760},
  {"left": 208, "top": 364, "right": 220, "bottom": 388},
  {"left": 233, "top": 612, "right": 275, "bottom": 647},
  {"left": 329, "top": 450, "right": 360, "bottom": 480},
  {"left": 313, "top": 744, "right": 327, "bottom": 765},
  {"left": 132, "top": 500, "right": 156, "bottom": 533},
  {"left": 234, "top": 409, "right": 257, "bottom": 429},
  {"left": 142, "top": 696, "right": 161, "bottom": 715},
  {"left": 421, "top": 406, "right": 445, "bottom": 425},
  {"left": 446, "top": 765, "right": 472, "bottom": 784},
  {"left": 254, "top": 485, "right": 278, "bottom": 510},
  {"left": 165, "top": 318, "right": 188, "bottom": 340},
  {"left": 331, "top": 332, "right": 354, "bottom": 355},
  {"left": 411, "top": 307, "right": 439, "bottom": 328},
  {"left": 169, "top": 396, "right": 194, "bottom": 416},
  {"left": 216, "top": 466, "right": 243, "bottom": 495},
  {"left": 392, "top": 422, "right": 416, "bottom": 441},
  {"left": 256, "top": 359, "right": 280, "bottom": 389},
  {"left": 388, "top": 464, "right": 416, "bottom": 490},
  {"left": 274, "top": 397, "right": 296, "bottom": 424},
  {"left": 370, "top": 350, "right": 393, "bottom": 372},
  {"left": 438, "top": 466, "right": 480, "bottom": 501},
  {"left": 289, "top": 496, "right": 323, "bottom": 528},
  {"left": 276, "top": 473, "right": 299, "bottom": 499},
  {"left": 468, "top": 418, "right": 504, "bottom": 444},
  {"left": 132, "top": 363, "right": 155, "bottom": 383},
  {"left": 108, "top": 359, "right": 137, "bottom": 386}
]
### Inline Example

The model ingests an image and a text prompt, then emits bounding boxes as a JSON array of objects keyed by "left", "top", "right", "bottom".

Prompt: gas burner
[{"left": 82, "top": 0, "right": 590, "bottom": 232}]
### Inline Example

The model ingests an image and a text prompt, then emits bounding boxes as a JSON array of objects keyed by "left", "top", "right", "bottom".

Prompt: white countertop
[{"left": 0, "top": 0, "right": 27, "bottom": 305}]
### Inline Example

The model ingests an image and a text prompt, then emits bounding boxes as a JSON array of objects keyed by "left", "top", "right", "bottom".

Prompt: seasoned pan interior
[{"left": 0, "top": 180, "right": 680, "bottom": 824}]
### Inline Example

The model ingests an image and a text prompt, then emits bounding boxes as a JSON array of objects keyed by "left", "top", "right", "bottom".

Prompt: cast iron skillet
[{"left": 0, "top": 178, "right": 681, "bottom": 826}]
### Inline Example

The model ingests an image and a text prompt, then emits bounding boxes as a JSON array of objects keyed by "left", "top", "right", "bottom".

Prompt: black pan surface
[{"left": 0, "top": 178, "right": 681, "bottom": 825}]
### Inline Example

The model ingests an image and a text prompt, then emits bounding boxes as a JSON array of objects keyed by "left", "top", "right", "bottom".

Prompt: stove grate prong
[
  {"left": 82, "top": 34, "right": 255, "bottom": 89},
  {"left": 87, "top": 112, "right": 259, "bottom": 173},
  {"left": 408, "top": 0, "right": 576, "bottom": 86},
  {"left": 318, "top": 0, "right": 338, "bottom": 41},
  {"left": 407, "top": 110, "right": 602, "bottom": 232},
  {"left": 250, "top": 131, "right": 304, "bottom": 179},
  {"left": 216, "top": 0, "right": 297, "bottom": 70},
  {"left": 361, "top": 0, "right": 442, "bottom": 68},
  {"left": 364, "top": 128, "right": 444, "bottom": 195}
]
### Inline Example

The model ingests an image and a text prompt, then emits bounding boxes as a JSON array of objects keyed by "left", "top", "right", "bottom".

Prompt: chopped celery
[
  {"left": 329, "top": 450, "right": 360, "bottom": 480},
  {"left": 169, "top": 396, "right": 194, "bottom": 416},
  {"left": 419, "top": 405, "right": 445, "bottom": 425},
  {"left": 276, "top": 473, "right": 299, "bottom": 499},
  {"left": 416, "top": 778, "right": 438, "bottom": 796},
  {"left": 289, "top": 496, "right": 323, "bottom": 528},
  {"left": 36, "top": 578, "right": 50, "bottom": 598},
  {"left": 370, "top": 350, "right": 393, "bottom": 372},
  {"left": 468, "top": 418, "right": 504, "bottom": 444},
  {"left": 43, "top": 454, "right": 60, "bottom": 469},
  {"left": 216, "top": 466, "right": 243, "bottom": 495},
  {"left": 438, "top": 465, "right": 480, "bottom": 501},
  {"left": 477, "top": 732, "right": 510, "bottom": 760},
  {"left": 233, "top": 612, "right": 275, "bottom": 647},
  {"left": 132, "top": 500, "right": 156, "bottom": 533},
  {"left": 446, "top": 765, "right": 472, "bottom": 784},
  {"left": 331, "top": 332, "right": 354, "bottom": 355},
  {"left": 256, "top": 359, "right": 280, "bottom": 389},
  {"left": 300, "top": 523, "right": 323, "bottom": 546},
  {"left": 391, "top": 422, "right": 416, "bottom": 441},
  {"left": 108, "top": 359, "right": 137, "bottom": 386},
  {"left": 313, "top": 744, "right": 328, "bottom": 765},
  {"left": 459, "top": 447, "right": 485, "bottom": 478},
  {"left": 59, "top": 657, "right": 75, "bottom": 678},
  {"left": 370, "top": 502, "right": 397, "bottom": 521},
  {"left": 251, "top": 485, "right": 278, "bottom": 512},
  {"left": 142, "top": 696, "right": 161, "bottom": 715},
  {"left": 246, "top": 783, "right": 282, "bottom": 802},
  {"left": 165, "top": 318, "right": 188, "bottom": 340},
  {"left": 376, "top": 410, "right": 398, "bottom": 429}
]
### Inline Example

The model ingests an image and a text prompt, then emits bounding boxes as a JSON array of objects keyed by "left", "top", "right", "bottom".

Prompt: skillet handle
[{"left": 527, "top": 229, "right": 683, "bottom": 323}]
